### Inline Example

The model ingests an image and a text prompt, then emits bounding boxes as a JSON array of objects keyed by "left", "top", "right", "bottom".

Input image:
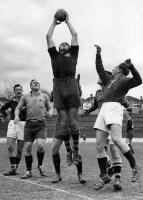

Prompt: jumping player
[
  {"left": 50, "top": 74, "right": 86, "bottom": 184},
  {"left": 93, "top": 45, "right": 142, "bottom": 190},
  {"left": 85, "top": 75, "right": 123, "bottom": 191},
  {"left": 46, "top": 13, "right": 82, "bottom": 181}
]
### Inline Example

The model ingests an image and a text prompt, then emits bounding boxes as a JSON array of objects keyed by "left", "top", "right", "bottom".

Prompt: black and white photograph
[{"left": 0, "top": 0, "right": 143, "bottom": 199}]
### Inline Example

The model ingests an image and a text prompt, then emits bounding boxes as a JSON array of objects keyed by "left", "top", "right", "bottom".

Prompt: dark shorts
[
  {"left": 126, "top": 129, "right": 134, "bottom": 139},
  {"left": 24, "top": 120, "right": 47, "bottom": 142},
  {"left": 53, "top": 77, "right": 81, "bottom": 109}
]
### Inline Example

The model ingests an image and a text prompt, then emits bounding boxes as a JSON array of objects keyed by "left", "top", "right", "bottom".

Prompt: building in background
[{"left": 82, "top": 95, "right": 143, "bottom": 114}]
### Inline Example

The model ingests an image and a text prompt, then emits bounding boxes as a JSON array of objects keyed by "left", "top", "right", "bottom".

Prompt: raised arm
[
  {"left": 124, "top": 59, "right": 142, "bottom": 89},
  {"left": 94, "top": 45, "right": 110, "bottom": 86},
  {"left": 46, "top": 18, "right": 59, "bottom": 49},
  {"left": 65, "top": 15, "right": 78, "bottom": 46}
]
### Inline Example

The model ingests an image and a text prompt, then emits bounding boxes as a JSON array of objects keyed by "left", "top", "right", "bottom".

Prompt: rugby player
[
  {"left": 46, "top": 13, "right": 81, "bottom": 181},
  {"left": 50, "top": 75, "right": 86, "bottom": 184},
  {"left": 14, "top": 79, "right": 52, "bottom": 179},
  {"left": 1, "top": 84, "right": 25, "bottom": 176},
  {"left": 125, "top": 112, "right": 135, "bottom": 154},
  {"left": 93, "top": 45, "right": 142, "bottom": 190},
  {"left": 85, "top": 75, "right": 124, "bottom": 190}
]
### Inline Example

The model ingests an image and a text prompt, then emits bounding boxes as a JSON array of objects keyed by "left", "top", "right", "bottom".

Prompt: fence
[{"left": 1, "top": 113, "right": 143, "bottom": 138}]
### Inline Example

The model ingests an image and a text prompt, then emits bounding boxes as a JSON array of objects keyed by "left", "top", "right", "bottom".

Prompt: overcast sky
[{"left": 0, "top": 0, "right": 143, "bottom": 98}]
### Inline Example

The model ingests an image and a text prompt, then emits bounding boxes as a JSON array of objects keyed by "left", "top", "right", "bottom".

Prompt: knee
[
  {"left": 52, "top": 144, "right": 60, "bottom": 155},
  {"left": 111, "top": 136, "right": 121, "bottom": 145},
  {"left": 37, "top": 143, "right": 44, "bottom": 153},
  {"left": 60, "top": 120, "right": 69, "bottom": 135},
  {"left": 69, "top": 120, "right": 79, "bottom": 133},
  {"left": 7, "top": 144, "right": 14, "bottom": 153},
  {"left": 17, "top": 148, "right": 23, "bottom": 154},
  {"left": 17, "top": 142, "right": 24, "bottom": 152},
  {"left": 25, "top": 144, "right": 32, "bottom": 154}
]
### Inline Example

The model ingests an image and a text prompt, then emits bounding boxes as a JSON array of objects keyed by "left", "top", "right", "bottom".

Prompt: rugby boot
[
  {"left": 78, "top": 173, "right": 86, "bottom": 184},
  {"left": 3, "top": 169, "right": 17, "bottom": 176},
  {"left": 51, "top": 174, "right": 62, "bottom": 183},
  {"left": 66, "top": 151, "right": 73, "bottom": 166},
  {"left": 113, "top": 178, "right": 122, "bottom": 191},
  {"left": 21, "top": 171, "right": 32, "bottom": 179},
  {"left": 93, "top": 174, "right": 111, "bottom": 190},
  {"left": 37, "top": 165, "right": 45, "bottom": 176},
  {"left": 131, "top": 165, "right": 140, "bottom": 182}
]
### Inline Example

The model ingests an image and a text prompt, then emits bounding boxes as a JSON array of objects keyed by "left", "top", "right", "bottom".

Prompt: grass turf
[{"left": 0, "top": 141, "right": 143, "bottom": 200}]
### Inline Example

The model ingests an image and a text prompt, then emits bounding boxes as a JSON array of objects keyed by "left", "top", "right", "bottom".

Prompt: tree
[{"left": 0, "top": 81, "right": 15, "bottom": 100}]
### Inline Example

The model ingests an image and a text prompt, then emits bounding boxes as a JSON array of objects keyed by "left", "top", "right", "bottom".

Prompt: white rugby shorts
[
  {"left": 7, "top": 120, "right": 25, "bottom": 140},
  {"left": 93, "top": 102, "right": 123, "bottom": 133}
]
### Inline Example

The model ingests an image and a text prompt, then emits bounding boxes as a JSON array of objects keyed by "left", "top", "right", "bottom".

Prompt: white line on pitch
[
  {"left": 0, "top": 138, "right": 143, "bottom": 143},
  {"left": 1, "top": 174, "right": 95, "bottom": 200}
]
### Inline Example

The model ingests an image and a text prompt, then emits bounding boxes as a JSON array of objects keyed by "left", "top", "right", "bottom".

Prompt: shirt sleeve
[
  {"left": 0, "top": 101, "right": 11, "bottom": 117},
  {"left": 96, "top": 53, "right": 111, "bottom": 86},
  {"left": 70, "top": 45, "right": 79, "bottom": 59},
  {"left": 125, "top": 65, "right": 142, "bottom": 90},
  {"left": 48, "top": 47, "right": 59, "bottom": 61}
]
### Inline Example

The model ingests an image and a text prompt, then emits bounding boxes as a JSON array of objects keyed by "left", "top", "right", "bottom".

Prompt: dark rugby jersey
[
  {"left": 48, "top": 45, "right": 79, "bottom": 78},
  {"left": 88, "top": 89, "right": 129, "bottom": 114},
  {"left": 96, "top": 53, "right": 142, "bottom": 103},
  {"left": 0, "top": 98, "right": 26, "bottom": 121},
  {"left": 126, "top": 118, "right": 134, "bottom": 130}
]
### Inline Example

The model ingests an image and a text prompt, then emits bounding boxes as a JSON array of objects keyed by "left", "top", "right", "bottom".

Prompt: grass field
[{"left": 0, "top": 140, "right": 143, "bottom": 200}]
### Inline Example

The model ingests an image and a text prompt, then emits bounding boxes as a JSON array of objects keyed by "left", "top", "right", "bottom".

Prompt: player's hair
[
  {"left": 118, "top": 63, "right": 129, "bottom": 76},
  {"left": 13, "top": 84, "right": 22, "bottom": 91},
  {"left": 30, "top": 79, "right": 37, "bottom": 86}
]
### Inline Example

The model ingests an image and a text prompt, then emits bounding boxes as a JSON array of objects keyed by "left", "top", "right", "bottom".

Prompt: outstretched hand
[{"left": 94, "top": 45, "right": 101, "bottom": 53}]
